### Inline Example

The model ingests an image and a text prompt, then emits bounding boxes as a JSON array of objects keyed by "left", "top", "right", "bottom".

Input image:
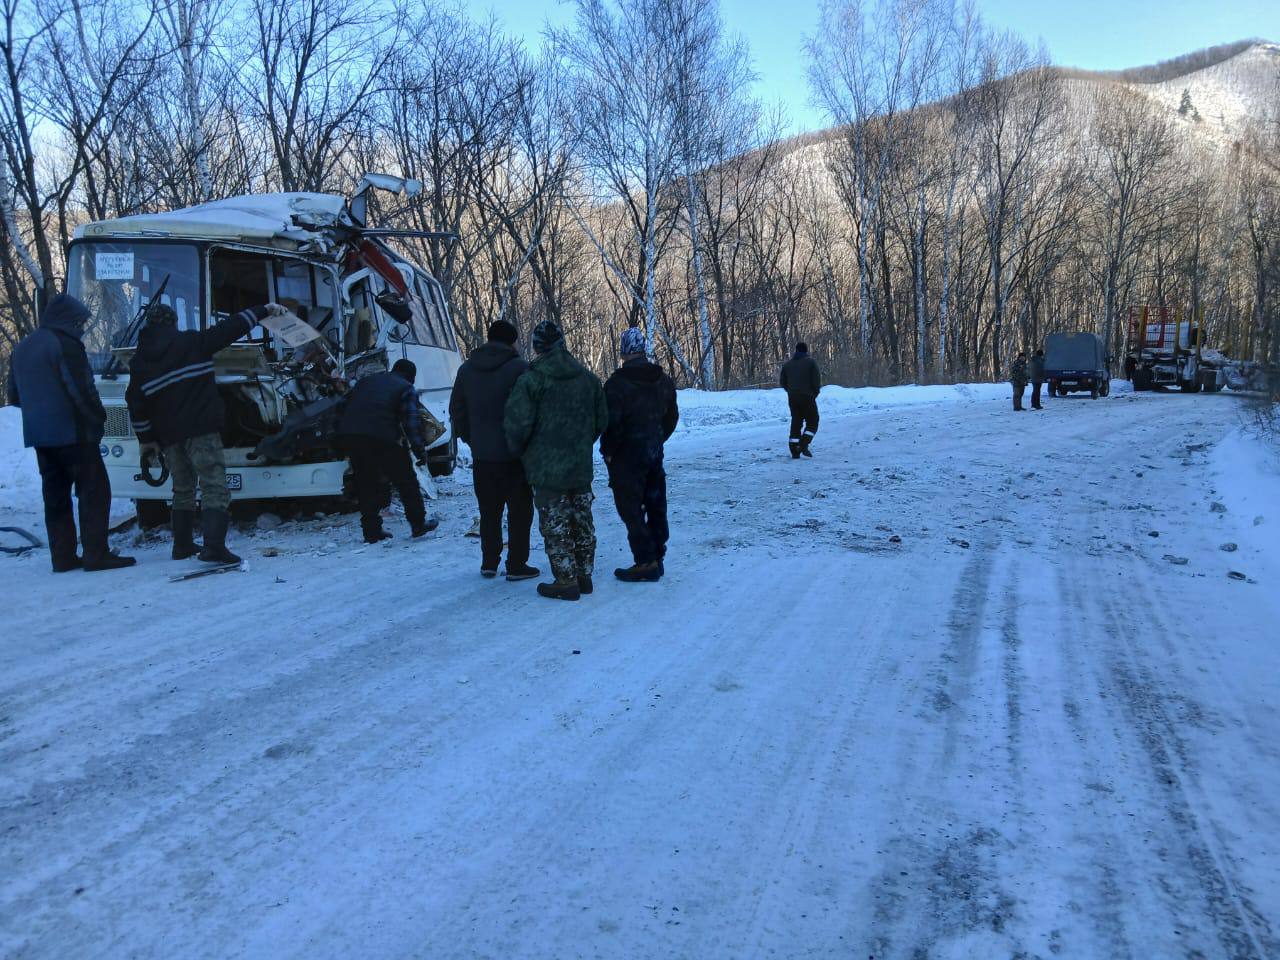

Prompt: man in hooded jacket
[
  {"left": 504, "top": 321, "right": 608, "bottom": 601},
  {"left": 601, "top": 327, "right": 678, "bottom": 582},
  {"left": 449, "top": 319, "right": 538, "bottom": 580},
  {"left": 126, "top": 301, "right": 284, "bottom": 564},
  {"left": 7, "top": 294, "right": 134, "bottom": 571}
]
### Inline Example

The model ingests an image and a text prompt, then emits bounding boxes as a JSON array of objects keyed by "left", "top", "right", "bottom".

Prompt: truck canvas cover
[{"left": 1045, "top": 332, "right": 1104, "bottom": 374}]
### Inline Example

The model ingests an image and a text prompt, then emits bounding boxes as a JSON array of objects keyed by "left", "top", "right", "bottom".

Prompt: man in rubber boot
[
  {"left": 335, "top": 359, "right": 438, "bottom": 544},
  {"left": 127, "top": 301, "right": 284, "bottom": 564},
  {"left": 602, "top": 327, "right": 678, "bottom": 583},
  {"left": 1029, "top": 348, "right": 1046, "bottom": 410},
  {"left": 449, "top": 319, "right": 538, "bottom": 581},
  {"left": 8, "top": 294, "right": 134, "bottom": 572},
  {"left": 1011, "top": 352, "right": 1029, "bottom": 411},
  {"left": 504, "top": 320, "right": 607, "bottom": 601},
  {"left": 780, "top": 342, "right": 821, "bottom": 458}
]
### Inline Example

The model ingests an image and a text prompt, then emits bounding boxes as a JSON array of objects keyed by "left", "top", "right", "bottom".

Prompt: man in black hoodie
[
  {"left": 7, "top": 294, "right": 134, "bottom": 571},
  {"left": 780, "top": 342, "right": 821, "bottom": 458},
  {"left": 449, "top": 320, "right": 538, "bottom": 580},
  {"left": 126, "top": 301, "right": 282, "bottom": 564},
  {"left": 601, "top": 327, "right": 678, "bottom": 582}
]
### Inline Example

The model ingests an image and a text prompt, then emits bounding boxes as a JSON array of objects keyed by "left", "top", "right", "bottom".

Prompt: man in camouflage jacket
[
  {"left": 504, "top": 320, "right": 608, "bottom": 601},
  {"left": 1011, "top": 352, "right": 1029, "bottom": 411}
]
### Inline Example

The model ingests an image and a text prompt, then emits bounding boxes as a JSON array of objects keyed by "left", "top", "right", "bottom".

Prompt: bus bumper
[{"left": 100, "top": 441, "right": 349, "bottom": 501}]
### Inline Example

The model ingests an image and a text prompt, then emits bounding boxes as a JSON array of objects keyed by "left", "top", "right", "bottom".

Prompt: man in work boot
[
  {"left": 7, "top": 294, "right": 134, "bottom": 572},
  {"left": 335, "top": 359, "right": 439, "bottom": 544},
  {"left": 1029, "top": 348, "right": 1046, "bottom": 410},
  {"left": 601, "top": 327, "right": 678, "bottom": 583},
  {"left": 449, "top": 320, "right": 538, "bottom": 581},
  {"left": 780, "top": 342, "right": 821, "bottom": 458},
  {"left": 504, "top": 320, "right": 607, "bottom": 601},
  {"left": 1011, "top": 352, "right": 1029, "bottom": 412},
  {"left": 127, "top": 301, "right": 283, "bottom": 564}
]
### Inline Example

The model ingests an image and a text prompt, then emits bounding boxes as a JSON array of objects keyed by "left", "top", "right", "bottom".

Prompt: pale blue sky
[{"left": 475, "top": 0, "right": 1277, "bottom": 133}]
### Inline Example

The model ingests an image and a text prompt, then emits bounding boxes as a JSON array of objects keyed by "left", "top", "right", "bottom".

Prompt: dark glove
[{"left": 414, "top": 449, "right": 428, "bottom": 467}]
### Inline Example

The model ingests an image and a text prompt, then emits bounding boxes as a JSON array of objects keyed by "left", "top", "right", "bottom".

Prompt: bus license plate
[{"left": 226, "top": 474, "right": 243, "bottom": 491}]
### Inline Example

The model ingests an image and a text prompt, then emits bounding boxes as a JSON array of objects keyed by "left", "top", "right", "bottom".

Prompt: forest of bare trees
[{"left": 2, "top": 0, "right": 1278, "bottom": 392}]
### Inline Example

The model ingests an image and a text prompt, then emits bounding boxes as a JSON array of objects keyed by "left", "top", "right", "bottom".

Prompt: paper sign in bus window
[
  {"left": 95, "top": 252, "right": 134, "bottom": 280},
  {"left": 260, "top": 310, "right": 322, "bottom": 348}
]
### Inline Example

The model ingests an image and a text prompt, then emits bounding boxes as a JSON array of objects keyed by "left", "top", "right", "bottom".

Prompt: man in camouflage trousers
[
  {"left": 504, "top": 320, "right": 608, "bottom": 601},
  {"left": 127, "top": 301, "right": 284, "bottom": 564},
  {"left": 1010, "top": 352, "right": 1029, "bottom": 412}
]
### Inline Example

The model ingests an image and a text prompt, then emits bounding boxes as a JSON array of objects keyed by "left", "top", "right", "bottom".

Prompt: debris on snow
[{"left": 256, "top": 512, "right": 283, "bottom": 531}]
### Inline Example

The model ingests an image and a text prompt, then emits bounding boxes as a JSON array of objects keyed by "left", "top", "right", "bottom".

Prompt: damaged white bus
[{"left": 68, "top": 177, "right": 462, "bottom": 525}]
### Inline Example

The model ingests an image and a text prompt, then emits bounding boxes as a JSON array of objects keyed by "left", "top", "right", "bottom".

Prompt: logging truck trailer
[
  {"left": 1124, "top": 305, "right": 1228, "bottom": 393},
  {"left": 68, "top": 176, "right": 462, "bottom": 526}
]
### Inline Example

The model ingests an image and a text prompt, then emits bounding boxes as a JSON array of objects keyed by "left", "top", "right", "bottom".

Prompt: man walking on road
[
  {"left": 602, "top": 328, "right": 679, "bottom": 583},
  {"left": 780, "top": 342, "right": 821, "bottom": 458},
  {"left": 1011, "top": 352, "right": 1029, "bottom": 412},
  {"left": 449, "top": 320, "right": 538, "bottom": 581},
  {"left": 1030, "top": 348, "right": 1046, "bottom": 410},
  {"left": 8, "top": 294, "right": 134, "bottom": 572},
  {"left": 504, "top": 321, "right": 608, "bottom": 602},
  {"left": 127, "top": 302, "right": 281, "bottom": 564},
  {"left": 335, "top": 359, "right": 439, "bottom": 544}
]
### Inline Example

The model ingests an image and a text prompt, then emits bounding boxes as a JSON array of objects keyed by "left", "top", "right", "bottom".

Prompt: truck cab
[
  {"left": 1044, "top": 332, "right": 1109, "bottom": 399},
  {"left": 69, "top": 185, "right": 461, "bottom": 521}
]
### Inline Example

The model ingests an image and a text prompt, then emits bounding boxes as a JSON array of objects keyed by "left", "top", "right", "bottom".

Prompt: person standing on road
[
  {"left": 1029, "top": 348, "right": 1046, "bottom": 410},
  {"left": 449, "top": 320, "right": 538, "bottom": 581},
  {"left": 1011, "top": 352, "right": 1029, "bottom": 412},
  {"left": 780, "top": 342, "right": 821, "bottom": 458},
  {"left": 335, "top": 359, "right": 439, "bottom": 544},
  {"left": 601, "top": 328, "right": 679, "bottom": 583},
  {"left": 7, "top": 294, "right": 134, "bottom": 572},
  {"left": 127, "top": 301, "right": 284, "bottom": 564},
  {"left": 504, "top": 320, "right": 608, "bottom": 602}
]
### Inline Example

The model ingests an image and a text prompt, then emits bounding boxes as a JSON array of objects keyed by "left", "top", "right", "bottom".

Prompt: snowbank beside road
[
  {"left": 1212, "top": 424, "right": 1280, "bottom": 584},
  {"left": 0, "top": 407, "right": 38, "bottom": 514},
  {"left": 673, "top": 381, "right": 1010, "bottom": 433}
]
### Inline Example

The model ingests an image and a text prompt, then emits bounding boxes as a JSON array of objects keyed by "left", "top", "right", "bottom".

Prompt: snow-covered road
[{"left": 2, "top": 388, "right": 1278, "bottom": 959}]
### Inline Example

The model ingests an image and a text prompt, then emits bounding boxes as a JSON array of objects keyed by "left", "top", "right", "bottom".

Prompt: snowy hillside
[
  {"left": 3, "top": 384, "right": 1278, "bottom": 958},
  {"left": 773, "top": 39, "right": 1280, "bottom": 195},
  {"left": 1143, "top": 42, "right": 1280, "bottom": 139}
]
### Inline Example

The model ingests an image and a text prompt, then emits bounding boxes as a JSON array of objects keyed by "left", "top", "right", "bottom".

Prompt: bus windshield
[{"left": 66, "top": 241, "right": 201, "bottom": 372}]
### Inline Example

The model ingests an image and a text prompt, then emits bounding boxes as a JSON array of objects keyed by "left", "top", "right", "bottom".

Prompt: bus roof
[{"left": 74, "top": 193, "right": 353, "bottom": 251}]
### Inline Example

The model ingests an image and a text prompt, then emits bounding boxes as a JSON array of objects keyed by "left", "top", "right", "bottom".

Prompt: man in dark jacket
[
  {"left": 449, "top": 320, "right": 538, "bottom": 581},
  {"left": 780, "top": 342, "right": 821, "bottom": 458},
  {"left": 1029, "top": 348, "right": 1046, "bottom": 410},
  {"left": 127, "top": 302, "right": 279, "bottom": 564},
  {"left": 7, "top": 294, "right": 134, "bottom": 572},
  {"left": 336, "top": 359, "right": 438, "bottom": 544},
  {"left": 504, "top": 320, "right": 608, "bottom": 601},
  {"left": 601, "top": 327, "right": 678, "bottom": 583}
]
